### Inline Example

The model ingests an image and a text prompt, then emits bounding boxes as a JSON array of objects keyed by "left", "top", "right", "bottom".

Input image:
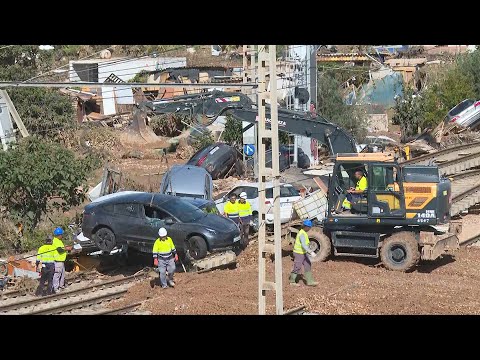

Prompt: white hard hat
[
  {"left": 158, "top": 228, "right": 167, "bottom": 237},
  {"left": 239, "top": 192, "right": 247, "bottom": 199}
]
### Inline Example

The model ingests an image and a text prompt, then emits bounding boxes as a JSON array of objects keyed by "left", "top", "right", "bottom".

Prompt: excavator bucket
[{"left": 122, "top": 108, "right": 161, "bottom": 144}]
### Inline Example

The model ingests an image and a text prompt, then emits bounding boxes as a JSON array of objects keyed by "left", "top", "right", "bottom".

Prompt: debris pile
[{"left": 213, "top": 176, "right": 240, "bottom": 198}]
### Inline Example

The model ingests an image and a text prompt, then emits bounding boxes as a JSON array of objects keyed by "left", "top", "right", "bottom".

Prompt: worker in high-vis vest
[
  {"left": 152, "top": 227, "right": 178, "bottom": 289},
  {"left": 237, "top": 192, "right": 253, "bottom": 248},
  {"left": 223, "top": 193, "right": 240, "bottom": 224},
  {"left": 52, "top": 227, "right": 70, "bottom": 293},
  {"left": 35, "top": 235, "right": 56, "bottom": 296},
  {"left": 343, "top": 170, "right": 368, "bottom": 210},
  {"left": 290, "top": 220, "right": 318, "bottom": 287}
]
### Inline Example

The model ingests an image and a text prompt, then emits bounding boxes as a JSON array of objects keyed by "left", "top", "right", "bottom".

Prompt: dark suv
[
  {"left": 82, "top": 191, "right": 240, "bottom": 260},
  {"left": 187, "top": 143, "right": 242, "bottom": 180}
]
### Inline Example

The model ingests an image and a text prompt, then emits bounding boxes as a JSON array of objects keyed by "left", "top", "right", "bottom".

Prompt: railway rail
[
  {"left": 450, "top": 169, "right": 480, "bottom": 216},
  {"left": 402, "top": 141, "right": 480, "bottom": 169},
  {"left": 0, "top": 271, "right": 149, "bottom": 315}
]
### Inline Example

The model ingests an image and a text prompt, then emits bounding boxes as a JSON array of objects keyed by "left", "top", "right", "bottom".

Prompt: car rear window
[
  {"left": 188, "top": 145, "right": 214, "bottom": 165},
  {"left": 450, "top": 100, "right": 474, "bottom": 116}
]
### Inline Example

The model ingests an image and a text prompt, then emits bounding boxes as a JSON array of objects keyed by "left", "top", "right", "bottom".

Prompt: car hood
[{"left": 195, "top": 214, "right": 239, "bottom": 233}]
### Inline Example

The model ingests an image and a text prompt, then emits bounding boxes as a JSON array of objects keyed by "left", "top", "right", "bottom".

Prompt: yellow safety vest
[
  {"left": 237, "top": 201, "right": 252, "bottom": 218},
  {"left": 37, "top": 244, "right": 55, "bottom": 263},
  {"left": 293, "top": 229, "right": 310, "bottom": 255},
  {"left": 343, "top": 176, "right": 368, "bottom": 209},
  {"left": 52, "top": 237, "right": 67, "bottom": 262},
  {"left": 224, "top": 201, "right": 239, "bottom": 218},
  {"left": 355, "top": 176, "right": 368, "bottom": 191},
  {"left": 152, "top": 237, "right": 176, "bottom": 258}
]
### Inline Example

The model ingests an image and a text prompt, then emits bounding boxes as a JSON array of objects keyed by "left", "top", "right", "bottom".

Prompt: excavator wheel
[
  {"left": 307, "top": 228, "right": 332, "bottom": 262},
  {"left": 380, "top": 232, "right": 420, "bottom": 272}
]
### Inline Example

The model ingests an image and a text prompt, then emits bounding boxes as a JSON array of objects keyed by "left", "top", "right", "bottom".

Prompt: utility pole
[
  {"left": 257, "top": 45, "right": 283, "bottom": 315},
  {"left": 242, "top": 45, "right": 257, "bottom": 178}
]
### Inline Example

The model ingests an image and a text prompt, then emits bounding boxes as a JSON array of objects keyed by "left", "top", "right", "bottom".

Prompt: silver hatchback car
[{"left": 445, "top": 99, "right": 480, "bottom": 129}]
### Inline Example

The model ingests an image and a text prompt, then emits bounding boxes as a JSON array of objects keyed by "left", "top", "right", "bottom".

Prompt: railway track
[
  {"left": 450, "top": 170, "right": 480, "bottom": 216},
  {"left": 402, "top": 141, "right": 480, "bottom": 172},
  {"left": 0, "top": 271, "right": 149, "bottom": 315},
  {"left": 460, "top": 234, "right": 480, "bottom": 247}
]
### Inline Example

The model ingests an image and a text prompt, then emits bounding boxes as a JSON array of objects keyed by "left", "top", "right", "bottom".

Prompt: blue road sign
[{"left": 243, "top": 144, "right": 255, "bottom": 156}]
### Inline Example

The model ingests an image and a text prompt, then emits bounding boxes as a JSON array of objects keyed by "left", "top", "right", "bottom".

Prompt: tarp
[{"left": 357, "top": 71, "right": 403, "bottom": 108}]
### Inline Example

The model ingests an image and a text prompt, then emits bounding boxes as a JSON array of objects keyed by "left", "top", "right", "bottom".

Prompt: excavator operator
[{"left": 342, "top": 170, "right": 368, "bottom": 212}]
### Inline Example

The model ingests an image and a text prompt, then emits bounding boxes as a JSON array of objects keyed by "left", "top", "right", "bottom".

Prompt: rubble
[{"left": 213, "top": 176, "right": 240, "bottom": 198}]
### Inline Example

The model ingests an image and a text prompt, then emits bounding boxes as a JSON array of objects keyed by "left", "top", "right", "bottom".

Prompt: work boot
[
  {"left": 289, "top": 272, "right": 299, "bottom": 286},
  {"left": 168, "top": 280, "right": 175, "bottom": 288},
  {"left": 304, "top": 272, "right": 318, "bottom": 287}
]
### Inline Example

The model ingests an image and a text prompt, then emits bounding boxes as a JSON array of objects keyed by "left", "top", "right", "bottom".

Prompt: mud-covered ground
[{"left": 109, "top": 217, "right": 480, "bottom": 315}]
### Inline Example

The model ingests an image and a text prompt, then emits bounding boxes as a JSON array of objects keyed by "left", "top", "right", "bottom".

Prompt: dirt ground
[{"left": 110, "top": 216, "right": 480, "bottom": 315}]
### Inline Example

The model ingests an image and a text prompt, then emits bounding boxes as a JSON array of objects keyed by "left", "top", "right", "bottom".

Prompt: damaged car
[{"left": 81, "top": 191, "right": 240, "bottom": 260}]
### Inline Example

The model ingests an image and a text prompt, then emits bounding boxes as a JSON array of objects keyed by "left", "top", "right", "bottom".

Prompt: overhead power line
[{"left": 0, "top": 81, "right": 257, "bottom": 89}]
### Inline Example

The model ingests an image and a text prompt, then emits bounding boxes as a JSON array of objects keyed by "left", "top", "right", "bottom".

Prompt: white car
[
  {"left": 446, "top": 99, "right": 480, "bottom": 129},
  {"left": 215, "top": 182, "right": 302, "bottom": 231}
]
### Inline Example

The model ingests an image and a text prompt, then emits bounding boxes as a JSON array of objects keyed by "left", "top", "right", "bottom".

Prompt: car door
[
  {"left": 137, "top": 204, "right": 185, "bottom": 252},
  {"left": 111, "top": 203, "right": 142, "bottom": 242},
  {"left": 279, "top": 185, "right": 301, "bottom": 222}
]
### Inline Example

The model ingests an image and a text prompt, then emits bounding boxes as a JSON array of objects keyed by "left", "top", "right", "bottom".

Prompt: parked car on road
[
  {"left": 82, "top": 191, "right": 240, "bottom": 260},
  {"left": 445, "top": 99, "right": 480, "bottom": 129},
  {"left": 215, "top": 182, "right": 302, "bottom": 231},
  {"left": 187, "top": 142, "right": 243, "bottom": 180},
  {"left": 159, "top": 165, "right": 213, "bottom": 200}
]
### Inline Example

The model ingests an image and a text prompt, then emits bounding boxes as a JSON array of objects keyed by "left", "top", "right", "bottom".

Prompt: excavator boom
[{"left": 141, "top": 90, "right": 357, "bottom": 155}]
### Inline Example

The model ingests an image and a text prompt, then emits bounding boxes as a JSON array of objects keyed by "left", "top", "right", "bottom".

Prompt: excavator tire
[
  {"left": 308, "top": 228, "right": 332, "bottom": 262},
  {"left": 380, "top": 232, "right": 420, "bottom": 272}
]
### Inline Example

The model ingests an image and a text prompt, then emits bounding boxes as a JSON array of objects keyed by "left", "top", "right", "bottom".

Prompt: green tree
[
  {"left": 192, "top": 130, "right": 214, "bottom": 151},
  {"left": 8, "top": 88, "right": 76, "bottom": 137},
  {"left": 317, "top": 73, "right": 367, "bottom": 139},
  {"left": 392, "top": 86, "right": 424, "bottom": 142},
  {"left": 421, "top": 65, "right": 476, "bottom": 128},
  {"left": 458, "top": 49, "right": 480, "bottom": 98},
  {"left": 222, "top": 115, "right": 243, "bottom": 145},
  {"left": 0, "top": 137, "right": 100, "bottom": 229}
]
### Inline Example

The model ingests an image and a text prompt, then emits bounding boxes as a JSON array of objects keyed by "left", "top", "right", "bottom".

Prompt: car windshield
[{"left": 162, "top": 198, "right": 206, "bottom": 223}]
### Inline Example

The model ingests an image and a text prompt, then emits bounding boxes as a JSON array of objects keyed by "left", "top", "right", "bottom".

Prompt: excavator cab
[{"left": 327, "top": 153, "right": 406, "bottom": 220}]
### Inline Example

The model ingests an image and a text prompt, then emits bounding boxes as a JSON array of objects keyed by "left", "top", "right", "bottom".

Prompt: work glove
[
  {"left": 309, "top": 252, "right": 317, "bottom": 258},
  {"left": 174, "top": 254, "right": 179, "bottom": 262},
  {"left": 153, "top": 258, "right": 158, "bottom": 266}
]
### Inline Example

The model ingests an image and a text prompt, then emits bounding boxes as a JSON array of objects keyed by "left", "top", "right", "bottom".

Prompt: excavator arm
[{"left": 140, "top": 90, "right": 358, "bottom": 155}]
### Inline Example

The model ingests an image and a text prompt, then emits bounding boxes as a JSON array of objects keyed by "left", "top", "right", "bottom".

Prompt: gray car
[{"left": 159, "top": 165, "right": 213, "bottom": 200}]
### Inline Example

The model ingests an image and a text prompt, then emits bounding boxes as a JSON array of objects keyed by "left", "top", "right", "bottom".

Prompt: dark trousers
[
  {"left": 240, "top": 221, "right": 250, "bottom": 248},
  {"left": 292, "top": 253, "right": 311, "bottom": 274},
  {"left": 36, "top": 263, "right": 54, "bottom": 296}
]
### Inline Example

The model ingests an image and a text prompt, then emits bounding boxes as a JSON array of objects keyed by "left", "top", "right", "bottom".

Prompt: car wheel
[
  {"left": 186, "top": 236, "right": 208, "bottom": 260},
  {"left": 93, "top": 227, "right": 117, "bottom": 252}
]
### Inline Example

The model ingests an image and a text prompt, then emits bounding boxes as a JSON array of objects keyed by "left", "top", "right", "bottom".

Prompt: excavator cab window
[
  {"left": 367, "top": 163, "right": 405, "bottom": 218},
  {"left": 330, "top": 162, "right": 368, "bottom": 215}
]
